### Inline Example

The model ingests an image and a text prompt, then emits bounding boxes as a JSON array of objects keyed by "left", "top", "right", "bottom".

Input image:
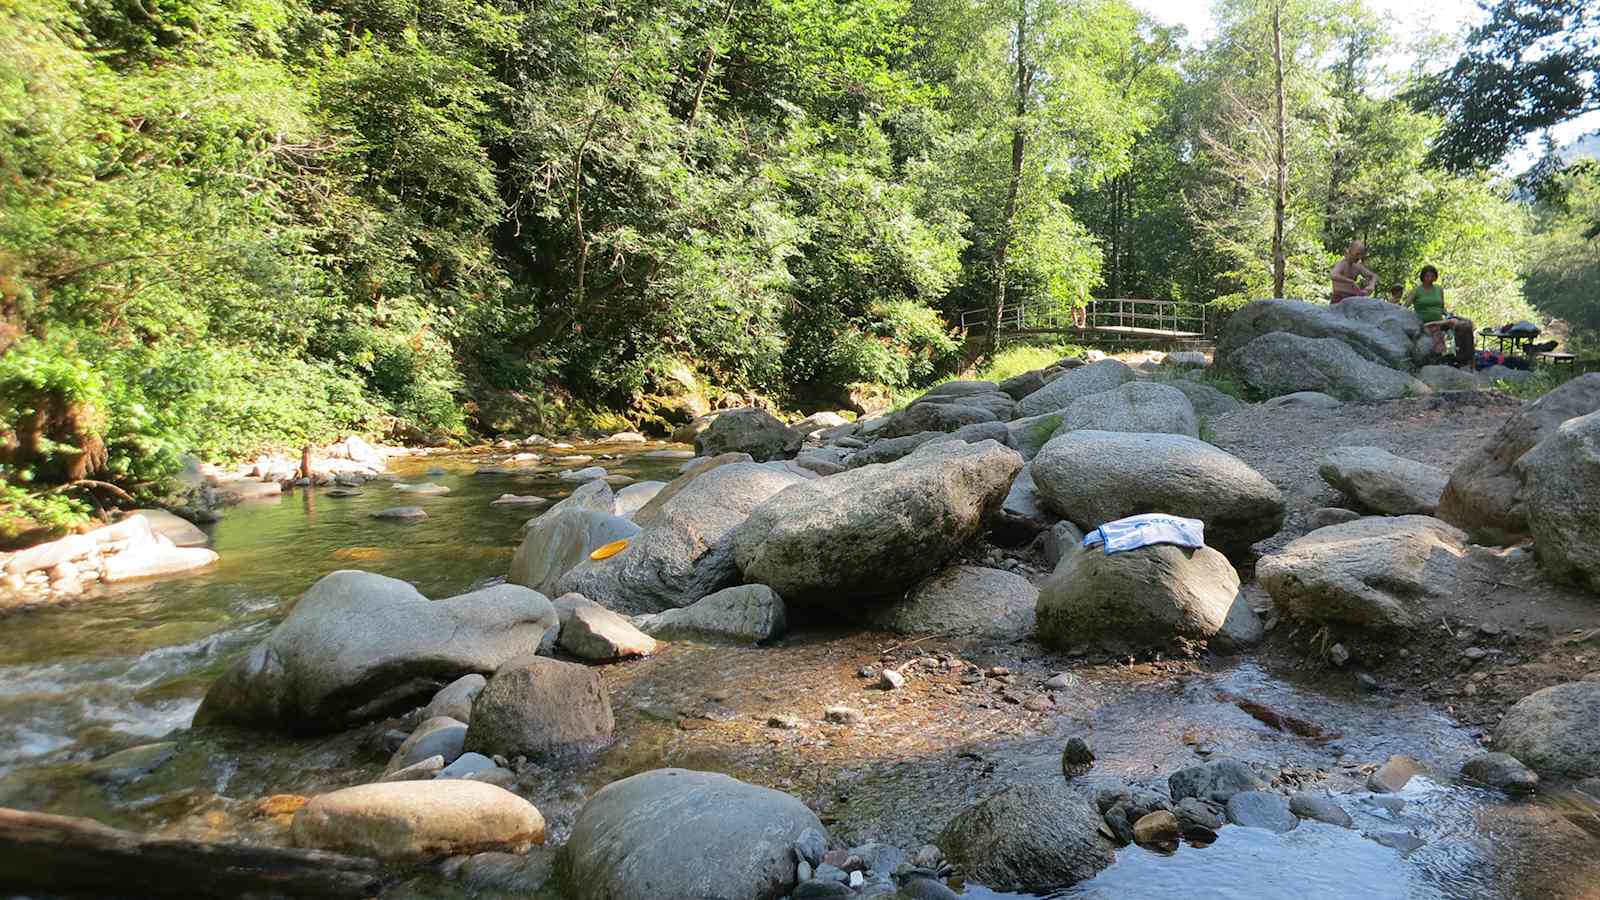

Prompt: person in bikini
[
  {"left": 1406, "top": 264, "right": 1474, "bottom": 367},
  {"left": 1330, "top": 240, "right": 1377, "bottom": 303}
]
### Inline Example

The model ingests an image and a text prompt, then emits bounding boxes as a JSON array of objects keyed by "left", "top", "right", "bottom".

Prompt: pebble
[
  {"left": 1370, "top": 830, "right": 1425, "bottom": 853},
  {"left": 824, "top": 706, "right": 865, "bottom": 725},
  {"left": 1329, "top": 643, "right": 1351, "bottom": 667},
  {"left": 858, "top": 665, "right": 878, "bottom": 679},
  {"left": 878, "top": 669, "right": 906, "bottom": 691},
  {"left": 813, "top": 862, "right": 849, "bottom": 883},
  {"left": 849, "top": 871, "right": 865, "bottom": 889},
  {"left": 1356, "top": 673, "right": 1382, "bottom": 692},
  {"left": 1288, "top": 791, "right": 1353, "bottom": 827},
  {"left": 1043, "top": 672, "right": 1075, "bottom": 690},
  {"left": 767, "top": 715, "right": 801, "bottom": 730},
  {"left": 1061, "top": 737, "right": 1095, "bottom": 767},
  {"left": 797, "top": 861, "right": 813, "bottom": 882},
  {"left": 1132, "top": 810, "right": 1180, "bottom": 845},
  {"left": 1367, "top": 755, "right": 1426, "bottom": 793}
]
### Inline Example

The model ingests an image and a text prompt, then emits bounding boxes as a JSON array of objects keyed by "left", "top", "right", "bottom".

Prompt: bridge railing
[{"left": 959, "top": 298, "right": 1211, "bottom": 339}]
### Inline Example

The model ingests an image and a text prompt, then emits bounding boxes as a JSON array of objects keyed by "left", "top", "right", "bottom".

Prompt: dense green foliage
[{"left": 1, "top": 0, "right": 1580, "bottom": 513}]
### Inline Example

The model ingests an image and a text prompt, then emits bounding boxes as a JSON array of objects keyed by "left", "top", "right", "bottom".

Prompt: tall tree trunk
[
  {"left": 987, "top": 0, "right": 1029, "bottom": 352},
  {"left": 1108, "top": 174, "right": 1122, "bottom": 298},
  {"left": 1271, "top": 1, "right": 1287, "bottom": 299}
]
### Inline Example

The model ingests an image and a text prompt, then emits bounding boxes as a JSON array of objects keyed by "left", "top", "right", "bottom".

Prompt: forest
[{"left": 1, "top": 0, "right": 1597, "bottom": 529}]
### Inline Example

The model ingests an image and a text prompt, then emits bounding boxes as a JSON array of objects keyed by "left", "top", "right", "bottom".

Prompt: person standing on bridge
[{"left": 1330, "top": 240, "right": 1376, "bottom": 303}]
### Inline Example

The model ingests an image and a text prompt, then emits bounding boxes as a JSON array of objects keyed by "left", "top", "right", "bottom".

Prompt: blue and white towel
[{"left": 1082, "top": 513, "right": 1206, "bottom": 554}]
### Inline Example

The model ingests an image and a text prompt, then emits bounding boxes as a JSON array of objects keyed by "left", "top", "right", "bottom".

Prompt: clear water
[{"left": 0, "top": 443, "right": 1595, "bottom": 898}]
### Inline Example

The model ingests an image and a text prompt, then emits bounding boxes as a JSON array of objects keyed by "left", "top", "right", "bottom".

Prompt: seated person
[
  {"left": 1406, "top": 264, "right": 1474, "bottom": 367},
  {"left": 1331, "top": 240, "right": 1376, "bottom": 303}
]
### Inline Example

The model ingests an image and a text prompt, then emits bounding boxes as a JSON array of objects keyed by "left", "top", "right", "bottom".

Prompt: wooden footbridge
[{"left": 959, "top": 298, "right": 1212, "bottom": 347}]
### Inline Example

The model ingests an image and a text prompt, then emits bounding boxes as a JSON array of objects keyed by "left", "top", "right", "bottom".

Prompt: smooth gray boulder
[
  {"left": 1318, "top": 446, "right": 1448, "bottom": 516},
  {"left": 1169, "top": 758, "right": 1268, "bottom": 804},
  {"left": 1289, "top": 792, "right": 1353, "bottom": 827},
  {"left": 1039, "top": 520, "right": 1085, "bottom": 569},
  {"left": 422, "top": 675, "right": 486, "bottom": 723},
  {"left": 292, "top": 781, "right": 545, "bottom": 861},
  {"left": 637, "top": 584, "right": 787, "bottom": 643},
  {"left": 194, "top": 574, "right": 558, "bottom": 733},
  {"left": 878, "top": 402, "right": 998, "bottom": 439},
  {"left": 1226, "top": 791, "right": 1298, "bottom": 832},
  {"left": 1306, "top": 507, "right": 1362, "bottom": 530},
  {"left": 937, "top": 783, "right": 1115, "bottom": 893},
  {"left": 1031, "top": 431, "right": 1284, "bottom": 559},
  {"left": 545, "top": 479, "right": 616, "bottom": 518},
  {"left": 1461, "top": 752, "right": 1539, "bottom": 794},
  {"left": 464, "top": 656, "right": 614, "bottom": 761},
  {"left": 1495, "top": 682, "right": 1600, "bottom": 778},
  {"left": 1037, "top": 544, "right": 1260, "bottom": 648},
  {"left": 1016, "top": 360, "right": 1136, "bottom": 417},
  {"left": 613, "top": 481, "right": 667, "bottom": 518},
  {"left": 794, "top": 448, "right": 850, "bottom": 477},
  {"left": 693, "top": 408, "right": 798, "bottom": 462},
  {"left": 1258, "top": 516, "right": 1466, "bottom": 629},
  {"left": 558, "top": 603, "right": 658, "bottom": 661},
  {"left": 509, "top": 508, "right": 641, "bottom": 597},
  {"left": 1228, "top": 332, "right": 1428, "bottom": 401},
  {"left": 871, "top": 565, "right": 1038, "bottom": 640},
  {"left": 1060, "top": 381, "right": 1199, "bottom": 437},
  {"left": 1263, "top": 391, "right": 1342, "bottom": 410},
  {"left": 1438, "top": 374, "right": 1600, "bottom": 544},
  {"left": 993, "top": 464, "right": 1053, "bottom": 541},
  {"left": 100, "top": 544, "right": 220, "bottom": 583},
  {"left": 1005, "top": 412, "right": 1067, "bottom": 461},
  {"left": 124, "top": 509, "right": 208, "bottom": 547},
  {"left": 732, "top": 440, "right": 1022, "bottom": 607},
  {"left": 919, "top": 380, "right": 1001, "bottom": 402},
  {"left": 999, "top": 370, "right": 1047, "bottom": 400},
  {"left": 562, "top": 769, "right": 824, "bottom": 900},
  {"left": 1519, "top": 410, "right": 1600, "bottom": 590},
  {"left": 1164, "top": 380, "right": 1246, "bottom": 418},
  {"left": 557, "top": 463, "right": 807, "bottom": 612},
  {"left": 385, "top": 716, "right": 467, "bottom": 774},
  {"left": 1215, "top": 297, "right": 1419, "bottom": 369}
]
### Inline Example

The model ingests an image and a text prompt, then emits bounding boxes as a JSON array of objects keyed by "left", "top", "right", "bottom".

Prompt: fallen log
[{"left": 0, "top": 806, "right": 384, "bottom": 898}]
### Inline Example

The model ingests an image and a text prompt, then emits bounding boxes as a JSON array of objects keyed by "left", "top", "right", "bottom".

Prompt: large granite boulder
[
  {"left": 999, "top": 370, "right": 1047, "bottom": 400},
  {"left": 1438, "top": 374, "right": 1600, "bottom": 545},
  {"left": 1521, "top": 410, "right": 1600, "bottom": 590},
  {"left": 1037, "top": 544, "right": 1261, "bottom": 648},
  {"left": 1227, "top": 332, "right": 1429, "bottom": 401},
  {"left": 509, "top": 508, "right": 641, "bottom": 597},
  {"left": 870, "top": 565, "right": 1038, "bottom": 640},
  {"left": 938, "top": 783, "right": 1116, "bottom": 893},
  {"left": 1258, "top": 516, "right": 1466, "bottom": 629},
  {"left": 693, "top": 408, "right": 798, "bottom": 462},
  {"left": 732, "top": 440, "right": 1023, "bottom": 608},
  {"left": 878, "top": 402, "right": 999, "bottom": 439},
  {"left": 637, "top": 584, "right": 787, "bottom": 643},
  {"left": 562, "top": 769, "right": 824, "bottom": 900},
  {"left": 1495, "top": 682, "right": 1600, "bottom": 778},
  {"left": 556, "top": 463, "right": 807, "bottom": 612},
  {"left": 1164, "top": 380, "right": 1247, "bottom": 418},
  {"left": 1318, "top": 446, "right": 1448, "bottom": 516},
  {"left": 1016, "top": 360, "right": 1136, "bottom": 417},
  {"left": 292, "top": 781, "right": 544, "bottom": 861},
  {"left": 1215, "top": 297, "right": 1420, "bottom": 369},
  {"left": 1005, "top": 412, "right": 1067, "bottom": 461},
  {"left": 194, "top": 573, "right": 558, "bottom": 733},
  {"left": 464, "top": 655, "right": 614, "bottom": 761},
  {"left": 1061, "top": 381, "right": 1198, "bottom": 437},
  {"left": 1031, "top": 431, "right": 1284, "bottom": 559}
]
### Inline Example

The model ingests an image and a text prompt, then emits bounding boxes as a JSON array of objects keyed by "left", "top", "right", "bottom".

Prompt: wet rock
[
  {"left": 1031, "top": 431, "right": 1284, "bottom": 559},
  {"left": 1037, "top": 543, "right": 1261, "bottom": 649},
  {"left": 1060, "top": 381, "right": 1199, "bottom": 438},
  {"left": 1017, "top": 360, "right": 1137, "bottom": 418},
  {"left": 509, "top": 508, "right": 641, "bottom": 597},
  {"left": 694, "top": 408, "right": 800, "bottom": 461},
  {"left": 1169, "top": 758, "right": 1268, "bottom": 804},
  {"left": 1288, "top": 791, "right": 1352, "bottom": 827},
  {"left": 490, "top": 494, "right": 544, "bottom": 507},
  {"left": 732, "top": 440, "right": 1022, "bottom": 607},
  {"left": 1173, "top": 797, "right": 1225, "bottom": 836},
  {"left": 371, "top": 506, "right": 427, "bottom": 520},
  {"left": 1369, "top": 830, "right": 1425, "bottom": 853},
  {"left": 1494, "top": 681, "right": 1600, "bottom": 778},
  {"left": 452, "top": 848, "right": 555, "bottom": 893},
  {"left": 85, "top": 742, "right": 178, "bottom": 785},
  {"left": 1227, "top": 332, "right": 1428, "bottom": 401},
  {"left": 1521, "top": 410, "right": 1600, "bottom": 590},
  {"left": 1461, "top": 752, "right": 1539, "bottom": 794},
  {"left": 898, "top": 874, "right": 960, "bottom": 900},
  {"left": 636, "top": 584, "right": 787, "bottom": 643},
  {"left": 559, "top": 463, "right": 806, "bottom": 613},
  {"left": 393, "top": 482, "right": 450, "bottom": 495},
  {"left": 870, "top": 565, "right": 1037, "bottom": 641},
  {"left": 1367, "top": 755, "right": 1426, "bottom": 793},
  {"left": 1307, "top": 507, "right": 1362, "bottom": 530},
  {"left": 292, "top": 780, "right": 544, "bottom": 861},
  {"left": 562, "top": 768, "right": 823, "bottom": 900},
  {"left": 1259, "top": 516, "right": 1467, "bottom": 630},
  {"left": 1132, "top": 810, "right": 1180, "bottom": 845},
  {"left": 1318, "top": 446, "right": 1448, "bottom": 516},
  {"left": 385, "top": 716, "right": 467, "bottom": 774},
  {"left": 464, "top": 655, "right": 614, "bottom": 761},
  {"left": 422, "top": 674, "right": 486, "bottom": 724},
  {"left": 559, "top": 466, "right": 609, "bottom": 482},
  {"left": 1225, "top": 791, "right": 1298, "bottom": 832},
  {"left": 1438, "top": 373, "right": 1600, "bottom": 544},
  {"left": 437, "top": 752, "right": 498, "bottom": 780},
  {"left": 195, "top": 574, "right": 559, "bottom": 733},
  {"left": 938, "top": 782, "right": 1116, "bottom": 893},
  {"left": 559, "top": 602, "right": 658, "bottom": 661},
  {"left": 825, "top": 706, "right": 865, "bottom": 725}
]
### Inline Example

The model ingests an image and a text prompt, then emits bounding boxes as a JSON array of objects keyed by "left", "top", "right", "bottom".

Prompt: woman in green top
[{"left": 1406, "top": 265, "right": 1474, "bottom": 367}]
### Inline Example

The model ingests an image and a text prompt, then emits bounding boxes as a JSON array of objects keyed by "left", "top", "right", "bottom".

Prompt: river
[{"left": 0, "top": 442, "right": 1595, "bottom": 899}]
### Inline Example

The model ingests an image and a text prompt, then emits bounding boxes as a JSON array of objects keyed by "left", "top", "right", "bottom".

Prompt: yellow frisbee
[{"left": 590, "top": 539, "right": 630, "bottom": 560}]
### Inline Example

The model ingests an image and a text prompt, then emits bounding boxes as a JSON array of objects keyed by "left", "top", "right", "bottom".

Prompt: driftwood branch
[
  {"left": 0, "top": 806, "right": 384, "bottom": 898},
  {"left": 40, "top": 480, "right": 138, "bottom": 504}
]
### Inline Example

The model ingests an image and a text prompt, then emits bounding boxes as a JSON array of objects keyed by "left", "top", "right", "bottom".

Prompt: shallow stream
[{"left": 0, "top": 443, "right": 1595, "bottom": 899}]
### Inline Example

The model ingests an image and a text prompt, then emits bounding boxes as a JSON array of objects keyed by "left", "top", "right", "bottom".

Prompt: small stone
[
  {"left": 379, "top": 755, "right": 446, "bottom": 782},
  {"left": 1062, "top": 737, "right": 1095, "bottom": 768},
  {"left": 1225, "top": 791, "right": 1298, "bottom": 833},
  {"left": 794, "top": 880, "right": 852, "bottom": 900},
  {"left": 1370, "top": 830, "right": 1425, "bottom": 853},
  {"left": 1044, "top": 672, "right": 1074, "bottom": 690},
  {"left": 1289, "top": 791, "right": 1353, "bottom": 827},
  {"left": 910, "top": 844, "right": 942, "bottom": 869},
  {"left": 1173, "top": 797, "right": 1225, "bottom": 837},
  {"left": 1463, "top": 647, "right": 1488, "bottom": 661},
  {"left": 1356, "top": 673, "right": 1382, "bottom": 692},
  {"left": 858, "top": 665, "right": 878, "bottom": 679},
  {"left": 1329, "top": 643, "right": 1351, "bottom": 667},
  {"left": 898, "top": 874, "right": 960, "bottom": 900},
  {"left": 767, "top": 715, "right": 801, "bottom": 730},
  {"left": 814, "top": 862, "right": 850, "bottom": 883},
  {"left": 1022, "top": 694, "right": 1054, "bottom": 712},
  {"left": 797, "top": 860, "right": 813, "bottom": 882},
  {"left": 987, "top": 666, "right": 1010, "bottom": 677},
  {"left": 878, "top": 669, "right": 906, "bottom": 691},
  {"left": 1367, "top": 755, "right": 1426, "bottom": 793},
  {"left": 824, "top": 706, "right": 865, "bottom": 725},
  {"left": 1132, "top": 810, "right": 1180, "bottom": 845},
  {"left": 794, "top": 826, "right": 827, "bottom": 867}
]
